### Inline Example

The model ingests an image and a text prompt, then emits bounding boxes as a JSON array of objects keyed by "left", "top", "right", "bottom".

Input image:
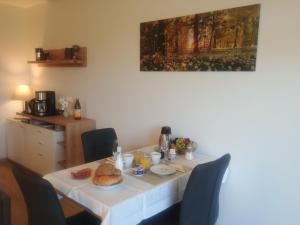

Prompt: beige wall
[
  {"left": 1, "top": 0, "right": 300, "bottom": 224},
  {"left": 0, "top": 3, "right": 47, "bottom": 159},
  {"left": 0, "top": 4, "right": 32, "bottom": 158}
]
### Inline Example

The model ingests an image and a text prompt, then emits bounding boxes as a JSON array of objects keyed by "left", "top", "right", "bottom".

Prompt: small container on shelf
[{"left": 35, "top": 48, "right": 45, "bottom": 61}]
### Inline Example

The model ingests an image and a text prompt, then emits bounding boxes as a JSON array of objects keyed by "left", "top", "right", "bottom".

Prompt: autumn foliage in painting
[{"left": 140, "top": 4, "right": 260, "bottom": 71}]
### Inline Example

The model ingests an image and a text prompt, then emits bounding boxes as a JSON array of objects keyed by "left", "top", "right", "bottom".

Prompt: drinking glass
[
  {"left": 112, "top": 139, "right": 118, "bottom": 160},
  {"left": 140, "top": 153, "right": 151, "bottom": 171},
  {"left": 160, "top": 134, "right": 169, "bottom": 163},
  {"left": 134, "top": 151, "right": 142, "bottom": 166}
]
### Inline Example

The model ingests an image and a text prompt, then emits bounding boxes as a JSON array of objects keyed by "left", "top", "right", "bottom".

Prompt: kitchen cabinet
[
  {"left": 6, "top": 120, "right": 25, "bottom": 164},
  {"left": 6, "top": 119, "right": 64, "bottom": 175},
  {"left": 15, "top": 113, "right": 96, "bottom": 168}
]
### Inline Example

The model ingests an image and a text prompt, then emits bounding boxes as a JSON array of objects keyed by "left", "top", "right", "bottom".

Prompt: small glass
[
  {"left": 140, "top": 153, "right": 151, "bottom": 171},
  {"left": 134, "top": 151, "right": 143, "bottom": 166},
  {"left": 112, "top": 139, "right": 118, "bottom": 160}
]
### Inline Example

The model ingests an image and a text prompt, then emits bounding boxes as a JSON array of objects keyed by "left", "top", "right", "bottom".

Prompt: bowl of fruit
[{"left": 170, "top": 138, "right": 198, "bottom": 155}]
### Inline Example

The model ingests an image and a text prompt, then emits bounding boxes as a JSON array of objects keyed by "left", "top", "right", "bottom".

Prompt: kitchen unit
[
  {"left": 7, "top": 114, "right": 96, "bottom": 174},
  {"left": 7, "top": 119, "right": 64, "bottom": 175}
]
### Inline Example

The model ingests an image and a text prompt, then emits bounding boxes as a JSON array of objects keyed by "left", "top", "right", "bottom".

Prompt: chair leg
[{"left": 0, "top": 190, "right": 11, "bottom": 225}]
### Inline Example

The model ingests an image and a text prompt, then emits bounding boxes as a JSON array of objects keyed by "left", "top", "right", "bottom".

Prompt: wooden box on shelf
[{"left": 28, "top": 47, "right": 87, "bottom": 67}]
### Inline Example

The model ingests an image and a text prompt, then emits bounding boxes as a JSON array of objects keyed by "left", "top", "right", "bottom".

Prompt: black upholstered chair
[
  {"left": 0, "top": 190, "right": 11, "bottom": 225},
  {"left": 139, "top": 153, "right": 231, "bottom": 225},
  {"left": 81, "top": 128, "right": 118, "bottom": 163},
  {"left": 13, "top": 167, "right": 101, "bottom": 225}
]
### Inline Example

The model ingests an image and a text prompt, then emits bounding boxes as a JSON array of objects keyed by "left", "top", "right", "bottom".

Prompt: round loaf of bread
[
  {"left": 95, "top": 163, "right": 121, "bottom": 176},
  {"left": 93, "top": 175, "right": 122, "bottom": 186}
]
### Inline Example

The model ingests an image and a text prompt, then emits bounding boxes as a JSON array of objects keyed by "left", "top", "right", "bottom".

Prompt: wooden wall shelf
[{"left": 28, "top": 47, "right": 87, "bottom": 67}]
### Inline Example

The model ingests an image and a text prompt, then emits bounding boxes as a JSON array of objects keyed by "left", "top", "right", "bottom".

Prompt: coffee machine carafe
[
  {"left": 158, "top": 126, "right": 172, "bottom": 159},
  {"left": 33, "top": 91, "right": 56, "bottom": 116},
  {"left": 34, "top": 100, "right": 47, "bottom": 116}
]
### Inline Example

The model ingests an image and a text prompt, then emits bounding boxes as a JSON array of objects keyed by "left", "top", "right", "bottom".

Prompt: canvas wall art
[{"left": 140, "top": 4, "right": 261, "bottom": 72}]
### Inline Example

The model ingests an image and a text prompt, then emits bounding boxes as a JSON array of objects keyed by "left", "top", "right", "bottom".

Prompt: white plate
[
  {"left": 95, "top": 179, "right": 123, "bottom": 190},
  {"left": 150, "top": 164, "right": 176, "bottom": 176}
]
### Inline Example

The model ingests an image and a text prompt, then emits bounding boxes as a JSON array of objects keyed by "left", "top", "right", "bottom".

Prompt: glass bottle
[
  {"left": 112, "top": 139, "right": 118, "bottom": 160},
  {"left": 74, "top": 98, "right": 81, "bottom": 120},
  {"left": 185, "top": 143, "right": 194, "bottom": 160},
  {"left": 115, "top": 146, "right": 123, "bottom": 173}
]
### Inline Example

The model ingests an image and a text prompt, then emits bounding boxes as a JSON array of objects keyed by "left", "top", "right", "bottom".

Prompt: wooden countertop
[{"left": 16, "top": 112, "right": 94, "bottom": 126}]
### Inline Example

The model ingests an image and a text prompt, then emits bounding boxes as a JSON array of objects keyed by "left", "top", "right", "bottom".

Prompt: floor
[{"left": 0, "top": 159, "right": 83, "bottom": 225}]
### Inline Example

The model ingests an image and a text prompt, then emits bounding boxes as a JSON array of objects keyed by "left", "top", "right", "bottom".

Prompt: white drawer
[{"left": 7, "top": 119, "right": 64, "bottom": 175}]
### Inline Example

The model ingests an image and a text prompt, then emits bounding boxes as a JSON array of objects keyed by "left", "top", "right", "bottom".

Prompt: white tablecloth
[{"left": 44, "top": 146, "right": 213, "bottom": 225}]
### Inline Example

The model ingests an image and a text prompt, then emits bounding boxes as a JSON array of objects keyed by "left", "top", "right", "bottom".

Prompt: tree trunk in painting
[
  {"left": 208, "top": 14, "right": 215, "bottom": 52},
  {"left": 158, "top": 21, "right": 166, "bottom": 56},
  {"left": 174, "top": 18, "right": 179, "bottom": 54},
  {"left": 233, "top": 20, "right": 239, "bottom": 48},
  {"left": 213, "top": 30, "right": 218, "bottom": 49},
  {"left": 193, "top": 15, "right": 199, "bottom": 54}
]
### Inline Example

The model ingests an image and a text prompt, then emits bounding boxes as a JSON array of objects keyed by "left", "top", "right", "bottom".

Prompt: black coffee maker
[{"left": 29, "top": 91, "right": 56, "bottom": 116}]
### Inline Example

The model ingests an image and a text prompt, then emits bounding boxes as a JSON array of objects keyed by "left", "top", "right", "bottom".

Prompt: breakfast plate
[
  {"left": 150, "top": 164, "right": 176, "bottom": 176},
  {"left": 95, "top": 179, "right": 123, "bottom": 190}
]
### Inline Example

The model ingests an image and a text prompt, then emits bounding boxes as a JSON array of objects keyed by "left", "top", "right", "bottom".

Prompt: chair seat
[
  {"left": 66, "top": 211, "right": 101, "bottom": 225},
  {"left": 139, "top": 203, "right": 180, "bottom": 225}
]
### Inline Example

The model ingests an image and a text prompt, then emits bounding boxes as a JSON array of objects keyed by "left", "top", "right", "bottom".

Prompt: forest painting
[{"left": 140, "top": 4, "right": 260, "bottom": 72}]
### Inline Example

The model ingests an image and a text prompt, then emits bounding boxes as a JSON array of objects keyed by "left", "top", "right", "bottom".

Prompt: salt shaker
[
  {"left": 185, "top": 143, "right": 194, "bottom": 160},
  {"left": 169, "top": 148, "right": 176, "bottom": 161}
]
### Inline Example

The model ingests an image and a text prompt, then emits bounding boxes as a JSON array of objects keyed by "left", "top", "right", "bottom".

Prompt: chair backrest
[
  {"left": 81, "top": 128, "right": 117, "bottom": 163},
  {"left": 180, "top": 154, "right": 231, "bottom": 225},
  {"left": 13, "top": 167, "right": 66, "bottom": 225},
  {"left": 0, "top": 190, "right": 11, "bottom": 225}
]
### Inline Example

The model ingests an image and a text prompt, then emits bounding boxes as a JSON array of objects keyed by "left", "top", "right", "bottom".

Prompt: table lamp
[{"left": 13, "top": 84, "right": 32, "bottom": 113}]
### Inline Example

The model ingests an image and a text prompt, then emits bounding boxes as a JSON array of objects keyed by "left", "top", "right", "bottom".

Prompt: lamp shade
[{"left": 13, "top": 85, "right": 32, "bottom": 101}]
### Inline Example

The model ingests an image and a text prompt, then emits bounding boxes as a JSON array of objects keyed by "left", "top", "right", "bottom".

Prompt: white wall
[
  {"left": 2, "top": 0, "right": 300, "bottom": 224},
  {"left": 0, "top": 4, "right": 32, "bottom": 158}
]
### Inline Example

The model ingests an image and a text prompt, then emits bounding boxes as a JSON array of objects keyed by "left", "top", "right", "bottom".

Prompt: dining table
[{"left": 44, "top": 145, "right": 214, "bottom": 225}]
